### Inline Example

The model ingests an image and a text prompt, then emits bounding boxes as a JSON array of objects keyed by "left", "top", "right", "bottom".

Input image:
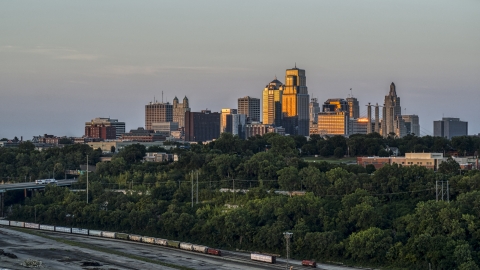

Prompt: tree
[
  {"left": 333, "top": 147, "right": 344, "bottom": 158},
  {"left": 277, "top": 166, "right": 299, "bottom": 192},
  {"left": 346, "top": 227, "right": 392, "bottom": 263},
  {"left": 111, "top": 146, "right": 116, "bottom": 153},
  {"left": 438, "top": 157, "right": 461, "bottom": 175}
]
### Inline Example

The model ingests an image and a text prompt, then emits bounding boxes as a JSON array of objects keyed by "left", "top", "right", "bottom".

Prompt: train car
[
  {"left": 89, "top": 230, "right": 102, "bottom": 237},
  {"left": 116, "top": 233, "right": 129, "bottom": 240},
  {"left": 180, "top": 243, "right": 194, "bottom": 251},
  {"left": 129, "top": 234, "right": 142, "bottom": 242},
  {"left": 167, "top": 240, "right": 180, "bottom": 248},
  {"left": 24, "top": 223, "right": 40, "bottom": 229},
  {"left": 101, "top": 231, "right": 116, "bottom": 238},
  {"left": 207, "top": 248, "right": 221, "bottom": 256},
  {"left": 55, "top": 226, "right": 72, "bottom": 233},
  {"left": 72, "top": 228, "right": 89, "bottom": 235},
  {"left": 0, "top": 220, "right": 10, "bottom": 226},
  {"left": 251, "top": 253, "right": 276, "bottom": 264},
  {"left": 302, "top": 260, "right": 317, "bottom": 267},
  {"left": 192, "top": 244, "right": 208, "bottom": 254},
  {"left": 39, "top": 224, "right": 55, "bottom": 231},
  {"left": 10, "top": 221, "right": 25, "bottom": 227},
  {"left": 154, "top": 238, "right": 168, "bottom": 246},
  {"left": 142, "top": 236, "right": 155, "bottom": 244}
]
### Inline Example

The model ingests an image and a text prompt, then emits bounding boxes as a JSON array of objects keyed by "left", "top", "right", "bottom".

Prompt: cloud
[
  {"left": 0, "top": 45, "right": 101, "bottom": 61},
  {"left": 99, "top": 65, "right": 249, "bottom": 76}
]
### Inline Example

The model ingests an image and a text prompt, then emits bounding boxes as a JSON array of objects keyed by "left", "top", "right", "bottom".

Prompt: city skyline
[{"left": 1, "top": 1, "right": 479, "bottom": 138}]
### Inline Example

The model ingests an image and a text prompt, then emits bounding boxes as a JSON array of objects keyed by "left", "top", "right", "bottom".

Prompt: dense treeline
[{"left": 3, "top": 133, "right": 480, "bottom": 269}]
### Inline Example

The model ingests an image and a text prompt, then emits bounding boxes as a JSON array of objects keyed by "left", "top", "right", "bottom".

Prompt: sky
[{"left": 0, "top": 0, "right": 479, "bottom": 139}]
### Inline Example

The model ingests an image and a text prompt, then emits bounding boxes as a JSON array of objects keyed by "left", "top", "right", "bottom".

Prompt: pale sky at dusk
[{"left": 1, "top": 1, "right": 479, "bottom": 139}]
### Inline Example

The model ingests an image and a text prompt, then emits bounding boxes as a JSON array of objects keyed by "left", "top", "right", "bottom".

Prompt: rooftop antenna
[
  {"left": 154, "top": 95, "right": 155, "bottom": 103},
  {"left": 295, "top": 62, "right": 297, "bottom": 68},
  {"left": 350, "top": 88, "right": 353, "bottom": 97},
  {"left": 162, "top": 91, "right": 164, "bottom": 103}
]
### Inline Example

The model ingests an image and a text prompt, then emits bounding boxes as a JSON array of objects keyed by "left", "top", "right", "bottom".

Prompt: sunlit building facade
[
  {"left": 282, "top": 66, "right": 310, "bottom": 136},
  {"left": 173, "top": 96, "right": 190, "bottom": 129},
  {"left": 317, "top": 111, "right": 348, "bottom": 136},
  {"left": 262, "top": 77, "right": 283, "bottom": 126}
]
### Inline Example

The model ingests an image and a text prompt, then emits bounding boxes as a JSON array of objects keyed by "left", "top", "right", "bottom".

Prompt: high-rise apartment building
[
  {"left": 238, "top": 96, "right": 260, "bottom": 123},
  {"left": 282, "top": 66, "right": 310, "bottom": 136},
  {"left": 173, "top": 96, "right": 190, "bottom": 128},
  {"left": 185, "top": 110, "right": 221, "bottom": 142},
  {"left": 145, "top": 101, "right": 173, "bottom": 130},
  {"left": 382, "top": 82, "right": 406, "bottom": 137},
  {"left": 434, "top": 117, "right": 468, "bottom": 139},
  {"left": 346, "top": 97, "right": 360, "bottom": 119},
  {"left": 402, "top": 115, "right": 420, "bottom": 136},
  {"left": 85, "top": 117, "right": 123, "bottom": 139},
  {"left": 262, "top": 77, "right": 284, "bottom": 126}
]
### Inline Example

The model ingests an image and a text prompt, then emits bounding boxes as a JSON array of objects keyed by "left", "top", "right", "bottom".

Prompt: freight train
[
  {"left": 0, "top": 220, "right": 221, "bottom": 256},
  {"left": 0, "top": 219, "right": 317, "bottom": 267}
]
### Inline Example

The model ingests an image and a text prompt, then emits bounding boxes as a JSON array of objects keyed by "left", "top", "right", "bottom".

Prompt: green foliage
[{"left": 4, "top": 132, "right": 480, "bottom": 269}]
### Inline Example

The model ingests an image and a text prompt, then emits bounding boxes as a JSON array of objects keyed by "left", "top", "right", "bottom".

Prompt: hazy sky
[{"left": 1, "top": 1, "right": 479, "bottom": 139}]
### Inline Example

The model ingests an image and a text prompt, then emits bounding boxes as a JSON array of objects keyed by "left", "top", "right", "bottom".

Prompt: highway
[{"left": 0, "top": 179, "right": 78, "bottom": 192}]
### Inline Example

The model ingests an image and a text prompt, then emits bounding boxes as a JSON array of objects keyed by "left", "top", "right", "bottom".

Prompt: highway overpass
[{"left": 0, "top": 179, "right": 78, "bottom": 217}]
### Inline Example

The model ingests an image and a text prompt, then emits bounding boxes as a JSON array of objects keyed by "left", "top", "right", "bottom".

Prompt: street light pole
[{"left": 283, "top": 232, "right": 293, "bottom": 270}]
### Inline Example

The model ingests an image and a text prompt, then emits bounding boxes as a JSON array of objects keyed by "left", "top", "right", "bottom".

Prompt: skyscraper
[
  {"left": 185, "top": 110, "right": 221, "bottom": 142},
  {"left": 238, "top": 96, "right": 260, "bottom": 123},
  {"left": 282, "top": 66, "right": 310, "bottom": 136},
  {"left": 382, "top": 82, "right": 405, "bottom": 137},
  {"left": 346, "top": 97, "right": 360, "bottom": 119},
  {"left": 145, "top": 101, "right": 173, "bottom": 130},
  {"left": 402, "top": 115, "right": 420, "bottom": 136},
  {"left": 262, "top": 77, "right": 283, "bottom": 126},
  {"left": 173, "top": 96, "right": 190, "bottom": 128},
  {"left": 220, "top": 108, "right": 238, "bottom": 133},
  {"left": 309, "top": 98, "right": 320, "bottom": 124},
  {"left": 434, "top": 117, "right": 468, "bottom": 139}
]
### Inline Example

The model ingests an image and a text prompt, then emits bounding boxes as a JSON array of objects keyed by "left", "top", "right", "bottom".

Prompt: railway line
[{"left": 0, "top": 219, "right": 356, "bottom": 269}]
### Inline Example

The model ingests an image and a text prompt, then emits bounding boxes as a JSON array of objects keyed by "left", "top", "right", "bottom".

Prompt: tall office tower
[
  {"left": 383, "top": 82, "right": 405, "bottom": 137},
  {"left": 85, "top": 118, "right": 119, "bottom": 140},
  {"left": 226, "top": 114, "right": 247, "bottom": 139},
  {"left": 238, "top": 96, "right": 260, "bottom": 123},
  {"left": 309, "top": 98, "right": 320, "bottom": 125},
  {"left": 185, "top": 110, "right": 221, "bottom": 142},
  {"left": 220, "top": 108, "right": 238, "bottom": 133},
  {"left": 262, "top": 77, "right": 284, "bottom": 126},
  {"left": 322, "top": 98, "right": 349, "bottom": 113},
  {"left": 282, "top": 66, "right": 310, "bottom": 136},
  {"left": 402, "top": 115, "right": 420, "bottom": 136},
  {"left": 367, "top": 103, "right": 372, "bottom": 134},
  {"left": 434, "top": 117, "right": 468, "bottom": 139},
  {"left": 346, "top": 97, "right": 360, "bottom": 119},
  {"left": 145, "top": 101, "right": 173, "bottom": 130},
  {"left": 173, "top": 96, "right": 190, "bottom": 128}
]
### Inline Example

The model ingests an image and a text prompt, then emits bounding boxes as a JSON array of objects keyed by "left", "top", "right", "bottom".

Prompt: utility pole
[
  {"left": 436, "top": 180, "right": 449, "bottom": 202},
  {"left": 283, "top": 232, "right": 293, "bottom": 270},
  {"left": 191, "top": 171, "right": 193, "bottom": 208},
  {"left": 196, "top": 170, "right": 198, "bottom": 204},
  {"left": 87, "top": 155, "right": 89, "bottom": 204}
]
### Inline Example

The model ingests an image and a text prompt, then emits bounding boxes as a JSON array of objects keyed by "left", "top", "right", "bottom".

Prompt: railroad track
[{"left": 2, "top": 225, "right": 295, "bottom": 269}]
